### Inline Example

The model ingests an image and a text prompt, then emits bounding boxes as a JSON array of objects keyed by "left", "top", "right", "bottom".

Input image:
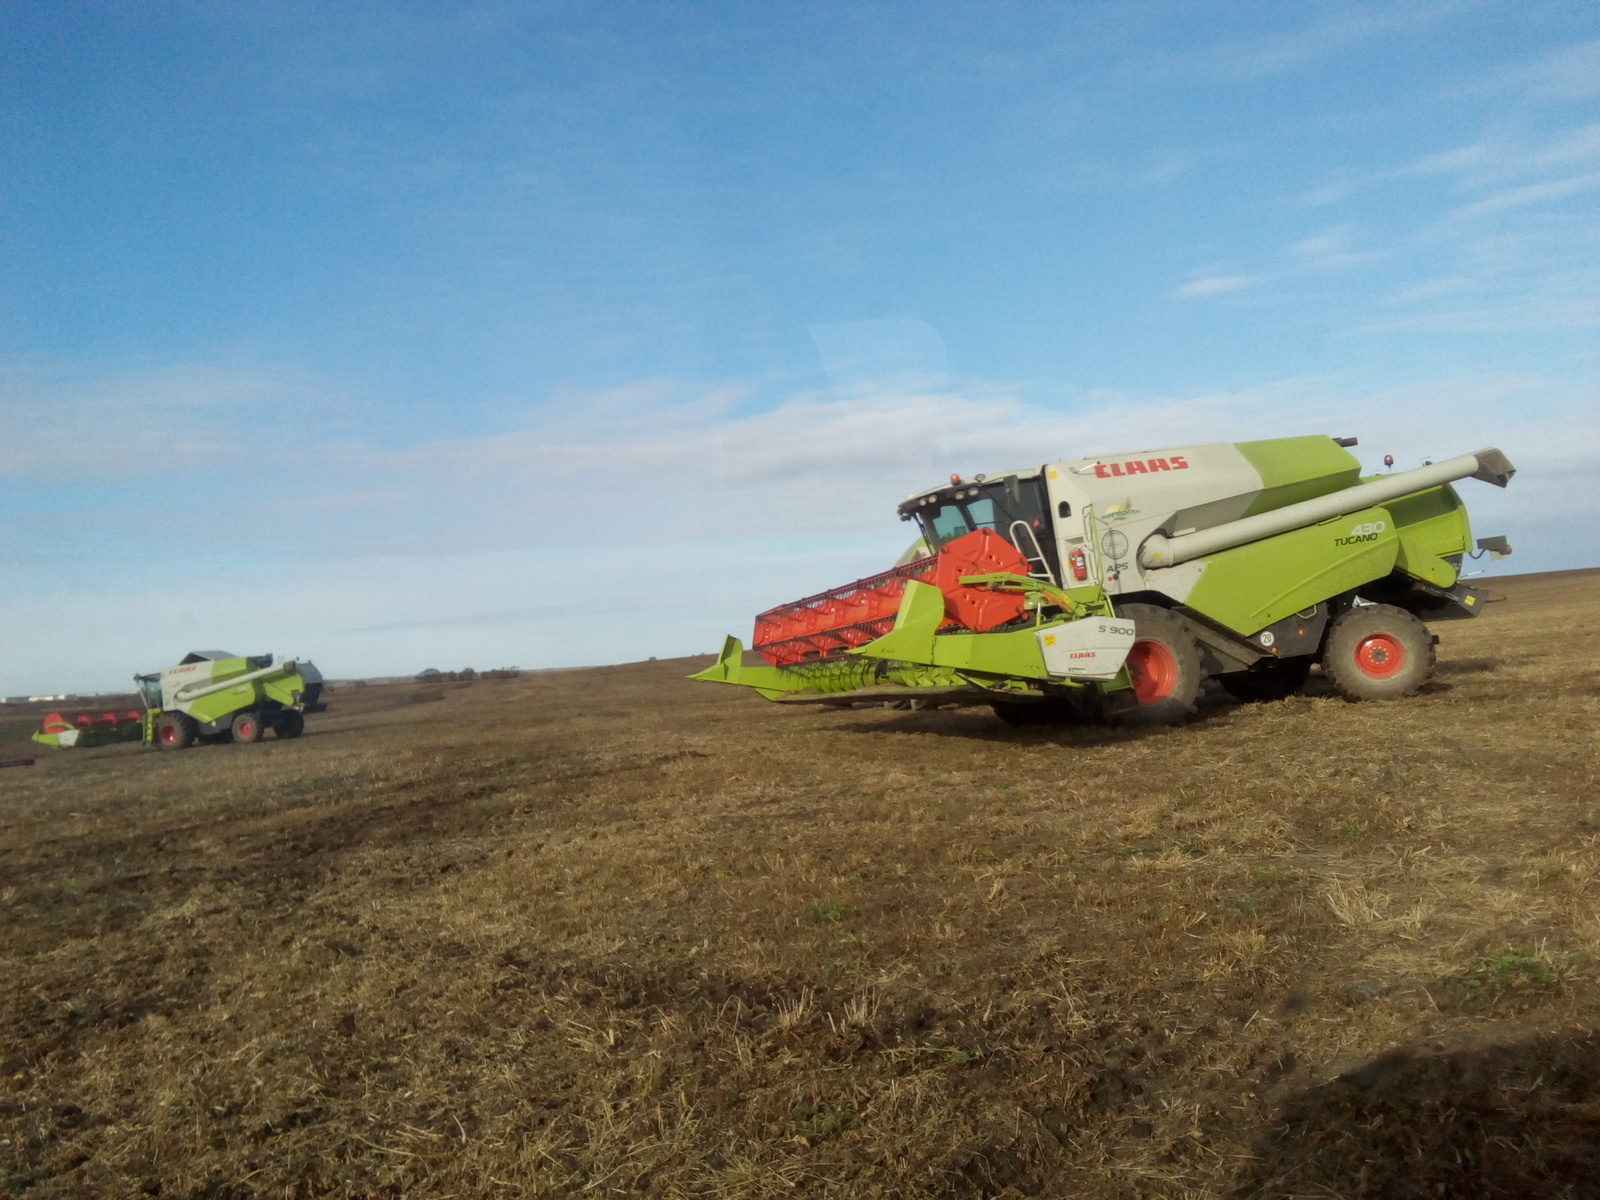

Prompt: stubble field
[{"left": 2, "top": 568, "right": 1598, "bottom": 1199}]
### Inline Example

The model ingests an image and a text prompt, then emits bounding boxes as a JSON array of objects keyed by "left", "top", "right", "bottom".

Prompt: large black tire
[
  {"left": 1116, "top": 603, "right": 1203, "bottom": 726},
  {"left": 232, "top": 709, "right": 266, "bottom": 744},
  {"left": 1219, "top": 656, "right": 1312, "bottom": 703},
  {"left": 272, "top": 710, "right": 305, "bottom": 739},
  {"left": 155, "top": 711, "right": 197, "bottom": 750},
  {"left": 1323, "top": 604, "right": 1434, "bottom": 700}
]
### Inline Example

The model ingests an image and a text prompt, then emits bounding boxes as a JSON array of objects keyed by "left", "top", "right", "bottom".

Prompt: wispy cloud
[
  {"left": 1480, "top": 39, "right": 1600, "bottom": 102},
  {"left": 1447, "top": 171, "right": 1600, "bottom": 220},
  {"left": 1136, "top": 5, "right": 1447, "bottom": 82},
  {"left": 0, "top": 360, "right": 356, "bottom": 482},
  {"left": 1408, "top": 123, "right": 1600, "bottom": 190},
  {"left": 1173, "top": 275, "right": 1253, "bottom": 299},
  {"left": 1298, "top": 123, "right": 1600, "bottom": 215},
  {"left": 1275, "top": 117, "right": 1600, "bottom": 333},
  {"left": 1289, "top": 223, "right": 1382, "bottom": 271}
]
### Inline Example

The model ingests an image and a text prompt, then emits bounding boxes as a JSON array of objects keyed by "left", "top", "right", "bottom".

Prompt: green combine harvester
[
  {"left": 694, "top": 435, "right": 1515, "bottom": 724},
  {"left": 33, "top": 652, "right": 325, "bottom": 750}
]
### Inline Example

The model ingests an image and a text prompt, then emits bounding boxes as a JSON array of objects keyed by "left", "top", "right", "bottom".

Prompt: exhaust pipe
[{"left": 1139, "top": 448, "right": 1515, "bottom": 569}]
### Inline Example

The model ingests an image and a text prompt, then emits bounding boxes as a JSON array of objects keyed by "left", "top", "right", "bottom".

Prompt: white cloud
[
  {"left": 1288, "top": 223, "right": 1382, "bottom": 271},
  {"left": 1448, "top": 172, "right": 1600, "bottom": 220},
  {"left": 1173, "top": 275, "right": 1253, "bottom": 298},
  {"left": 3, "top": 359, "right": 1593, "bottom": 694},
  {"left": 1299, "top": 122, "right": 1600, "bottom": 213},
  {"left": 1486, "top": 39, "right": 1600, "bottom": 102},
  {"left": 1137, "top": 5, "right": 1447, "bottom": 83},
  {"left": 1277, "top": 120, "right": 1600, "bottom": 334},
  {"left": 1406, "top": 123, "right": 1600, "bottom": 190},
  {"left": 1526, "top": 40, "right": 1600, "bottom": 100},
  {"left": 0, "top": 361, "right": 347, "bottom": 481}
]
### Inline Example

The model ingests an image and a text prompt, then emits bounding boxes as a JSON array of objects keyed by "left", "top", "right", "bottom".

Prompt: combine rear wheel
[
  {"left": 1116, "top": 604, "right": 1201, "bottom": 725},
  {"left": 272, "top": 710, "right": 305, "bottom": 739},
  {"left": 155, "top": 711, "right": 197, "bottom": 750},
  {"left": 1323, "top": 604, "right": 1434, "bottom": 700},
  {"left": 232, "top": 710, "right": 266, "bottom": 743}
]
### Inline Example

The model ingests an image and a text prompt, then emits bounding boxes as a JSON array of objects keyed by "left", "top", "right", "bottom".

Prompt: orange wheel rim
[
  {"left": 1354, "top": 633, "right": 1406, "bottom": 679},
  {"left": 1127, "top": 639, "right": 1179, "bottom": 704},
  {"left": 159, "top": 724, "right": 176, "bottom": 744}
]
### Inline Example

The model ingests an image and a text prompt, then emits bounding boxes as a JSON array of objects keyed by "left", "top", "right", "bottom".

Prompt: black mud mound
[{"left": 1233, "top": 1030, "right": 1600, "bottom": 1199}]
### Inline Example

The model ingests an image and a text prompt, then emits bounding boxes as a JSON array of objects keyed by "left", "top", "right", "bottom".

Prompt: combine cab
[{"left": 695, "top": 435, "right": 1515, "bottom": 724}]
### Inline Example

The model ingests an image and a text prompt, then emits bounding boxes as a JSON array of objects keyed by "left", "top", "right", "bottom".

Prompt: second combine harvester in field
[{"left": 694, "top": 435, "right": 1515, "bottom": 725}]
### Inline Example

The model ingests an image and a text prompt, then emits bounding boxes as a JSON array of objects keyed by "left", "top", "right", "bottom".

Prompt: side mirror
[{"left": 1476, "top": 535, "right": 1511, "bottom": 560}]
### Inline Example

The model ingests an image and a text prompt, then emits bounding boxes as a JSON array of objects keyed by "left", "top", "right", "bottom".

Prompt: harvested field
[{"left": 2, "top": 568, "right": 1598, "bottom": 1199}]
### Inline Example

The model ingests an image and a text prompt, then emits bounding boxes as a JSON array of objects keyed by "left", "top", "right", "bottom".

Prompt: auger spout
[{"left": 1138, "top": 448, "right": 1515, "bottom": 569}]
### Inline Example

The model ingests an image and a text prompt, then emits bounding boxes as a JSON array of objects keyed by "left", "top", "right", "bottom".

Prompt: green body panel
[
  {"left": 697, "top": 577, "right": 1120, "bottom": 700},
  {"left": 32, "top": 723, "right": 144, "bottom": 750},
  {"left": 1386, "top": 483, "right": 1470, "bottom": 590},
  {"left": 1184, "top": 505, "right": 1399, "bottom": 635},
  {"left": 691, "top": 633, "right": 970, "bottom": 699},
  {"left": 186, "top": 680, "right": 263, "bottom": 724},
  {"left": 163, "top": 655, "right": 318, "bottom": 726},
  {"left": 1236, "top": 437, "right": 1362, "bottom": 516},
  {"left": 895, "top": 538, "right": 932, "bottom": 566},
  {"left": 852, "top": 580, "right": 1048, "bottom": 681},
  {"left": 693, "top": 637, "right": 865, "bottom": 699},
  {"left": 262, "top": 675, "right": 305, "bottom": 707}
]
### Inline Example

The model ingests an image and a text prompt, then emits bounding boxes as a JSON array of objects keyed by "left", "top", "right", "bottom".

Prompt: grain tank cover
[
  {"left": 1230, "top": 437, "right": 1364, "bottom": 517},
  {"left": 1039, "top": 435, "right": 1365, "bottom": 598},
  {"left": 1046, "top": 436, "right": 1360, "bottom": 539}
]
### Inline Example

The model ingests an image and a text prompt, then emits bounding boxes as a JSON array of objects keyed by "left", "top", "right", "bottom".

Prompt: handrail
[{"left": 1008, "top": 520, "right": 1058, "bottom": 586}]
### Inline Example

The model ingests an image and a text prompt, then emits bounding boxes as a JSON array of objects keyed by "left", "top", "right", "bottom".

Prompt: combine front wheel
[
  {"left": 155, "top": 711, "right": 197, "bottom": 750},
  {"left": 1323, "top": 605, "right": 1434, "bottom": 700},
  {"left": 232, "top": 710, "right": 266, "bottom": 744},
  {"left": 272, "top": 710, "right": 305, "bottom": 739},
  {"left": 1116, "top": 604, "right": 1201, "bottom": 725}
]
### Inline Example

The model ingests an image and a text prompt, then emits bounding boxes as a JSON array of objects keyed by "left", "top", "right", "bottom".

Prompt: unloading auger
[{"left": 693, "top": 435, "right": 1515, "bottom": 725}]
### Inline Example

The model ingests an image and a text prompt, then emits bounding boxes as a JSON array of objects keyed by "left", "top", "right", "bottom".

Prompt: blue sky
[{"left": 2, "top": 1, "right": 1596, "bottom": 693}]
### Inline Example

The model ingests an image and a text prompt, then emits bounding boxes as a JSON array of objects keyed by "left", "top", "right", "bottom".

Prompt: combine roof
[{"left": 178, "top": 651, "right": 236, "bottom": 664}]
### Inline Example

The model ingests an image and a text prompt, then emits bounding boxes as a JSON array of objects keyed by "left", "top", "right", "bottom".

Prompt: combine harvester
[
  {"left": 694, "top": 435, "right": 1515, "bottom": 725},
  {"left": 33, "top": 652, "right": 325, "bottom": 750}
]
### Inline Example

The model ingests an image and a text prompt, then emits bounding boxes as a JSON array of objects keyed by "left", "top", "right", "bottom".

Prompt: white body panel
[
  {"left": 160, "top": 660, "right": 221, "bottom": 709},
  {"left": 1039, "top": 442, "right": 1269, "bottom": 598},
  {"left": 1037, "top": 617, "right": 1136, "bottom": 680}
]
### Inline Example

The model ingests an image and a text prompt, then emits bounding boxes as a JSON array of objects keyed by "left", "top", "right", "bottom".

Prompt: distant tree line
[{"left": 414, "top": 667, "right": 521, "bottom": 683}]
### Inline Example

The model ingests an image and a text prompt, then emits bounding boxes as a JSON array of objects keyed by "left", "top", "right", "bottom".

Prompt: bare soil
[{"left": 2, "top": 569, "right": 1597, "bottom": 1199}]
